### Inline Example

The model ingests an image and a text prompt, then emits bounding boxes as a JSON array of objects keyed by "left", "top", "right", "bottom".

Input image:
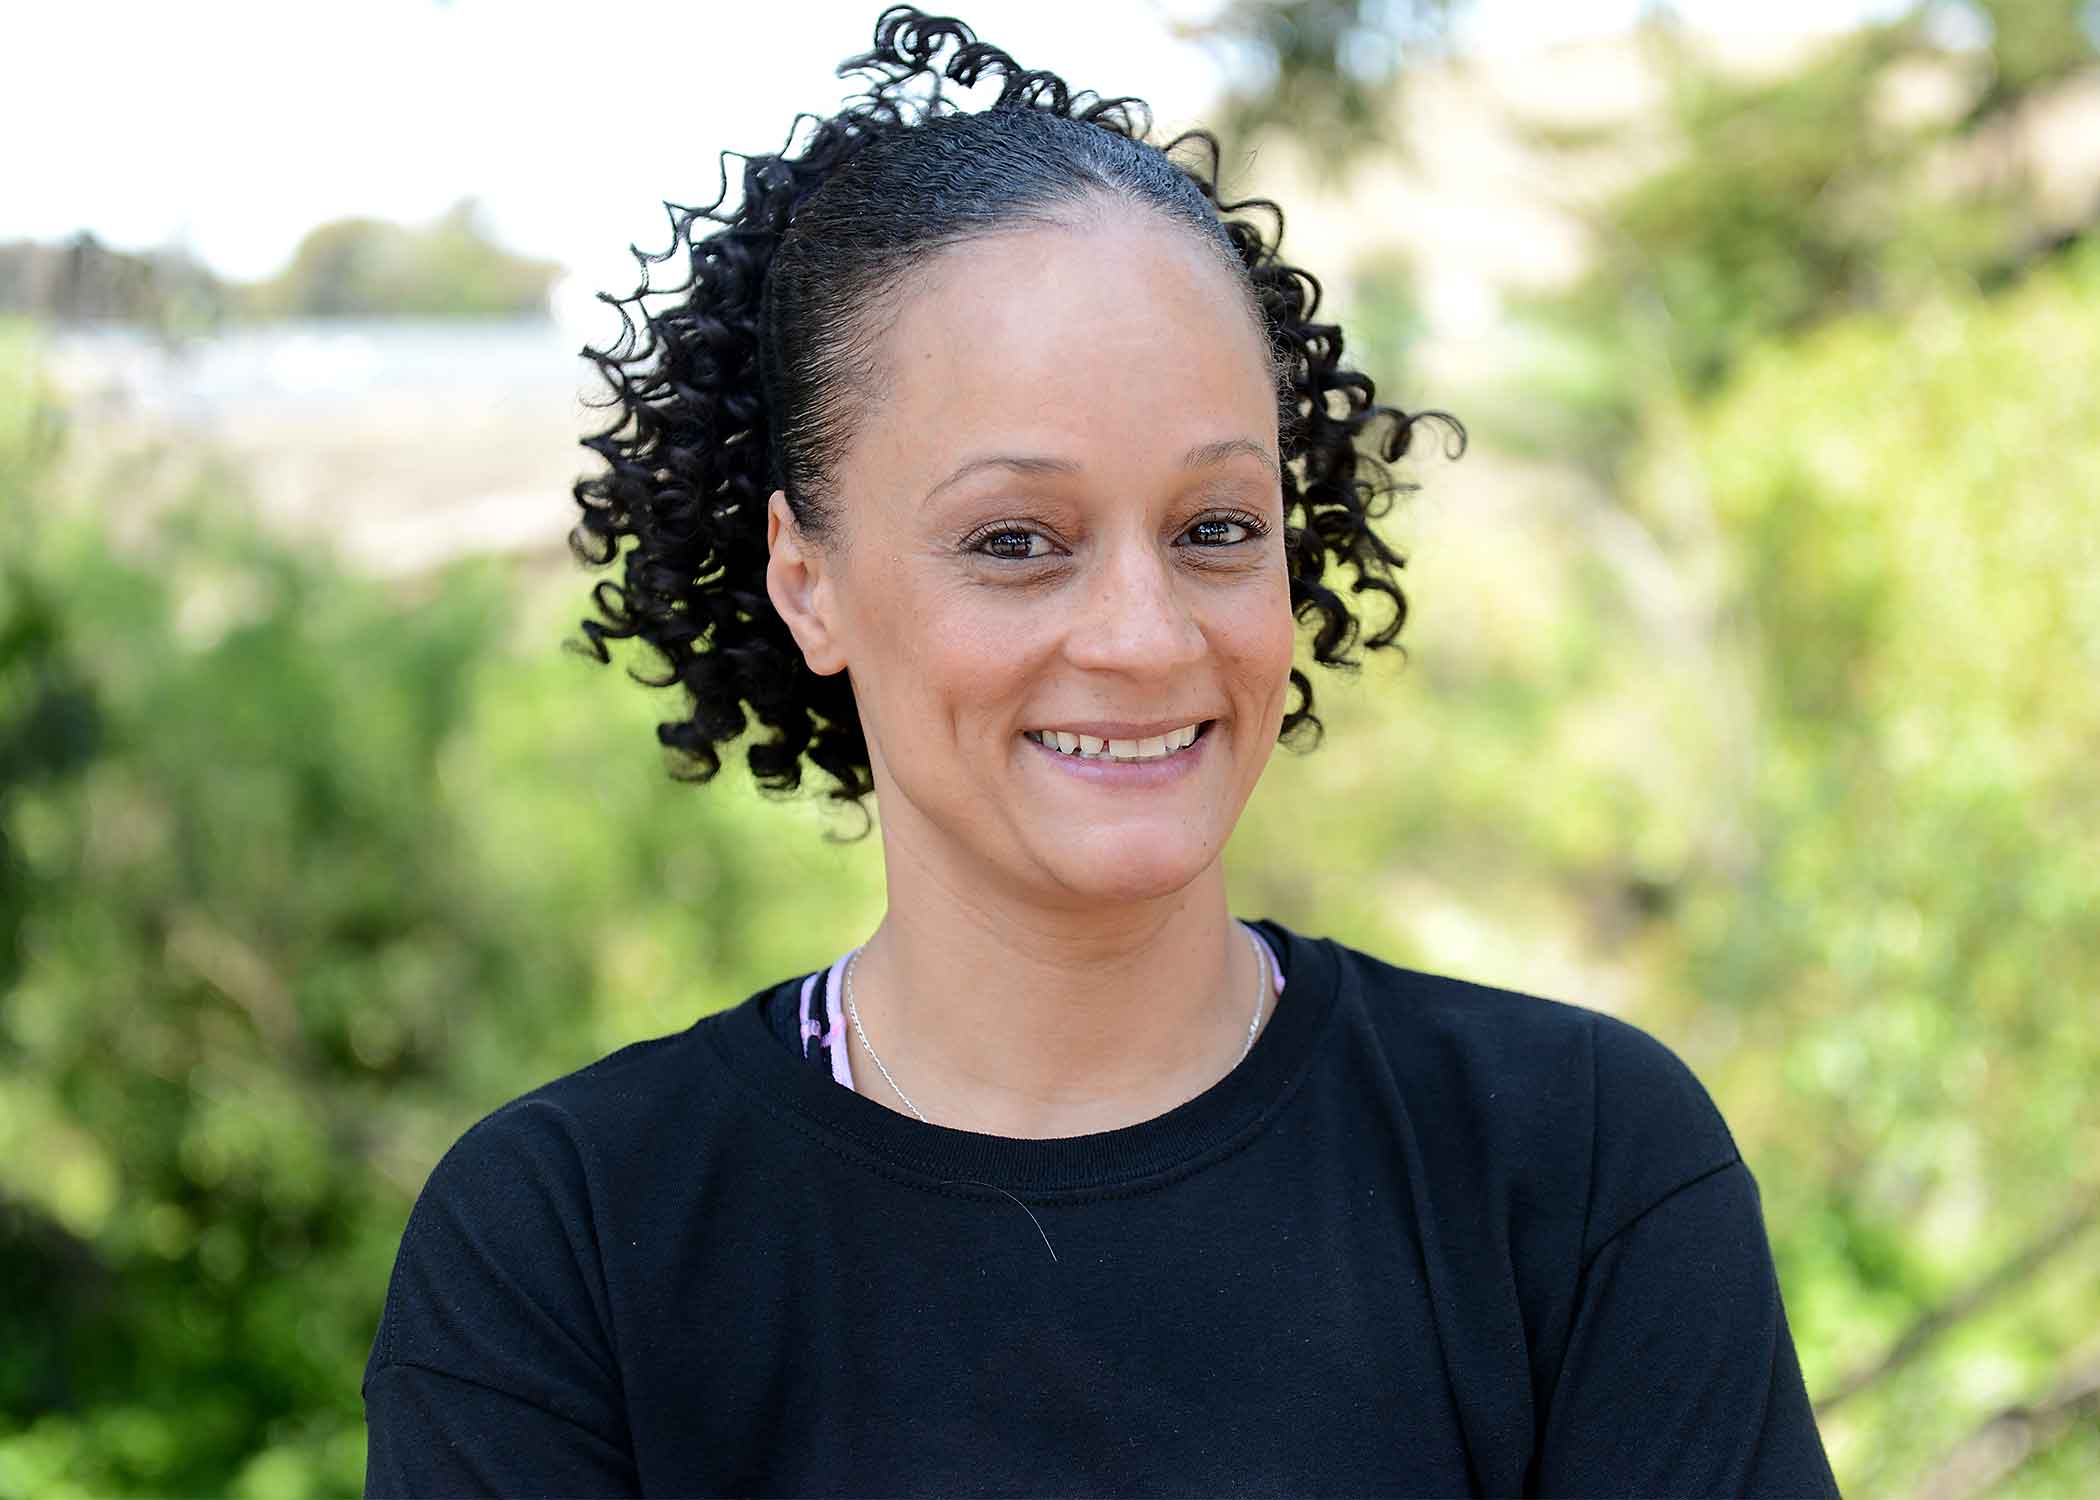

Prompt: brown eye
[
  {"left": 977, "top": 528, "right": 1050, "bottom": 560},
  {"left": 1184, "top": 516, "right": 1256, "bottom": 547}
]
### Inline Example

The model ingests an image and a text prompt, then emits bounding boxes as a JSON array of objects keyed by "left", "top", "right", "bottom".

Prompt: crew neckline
[{"left": 701, "top": 918, "right": 1343, "bottom": 1197}]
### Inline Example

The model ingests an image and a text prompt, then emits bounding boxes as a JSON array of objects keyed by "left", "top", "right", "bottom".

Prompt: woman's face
[{"left": 768, "top": 204, "right": 1294, "bottom": 907}]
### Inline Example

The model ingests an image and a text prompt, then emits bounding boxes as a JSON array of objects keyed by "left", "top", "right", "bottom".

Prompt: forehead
[{"left": 844, "top": 209, "right": 1277, "bottom": 496}]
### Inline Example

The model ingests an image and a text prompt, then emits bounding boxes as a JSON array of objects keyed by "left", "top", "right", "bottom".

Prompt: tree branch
[
  {"left": 1914, "top": 1344, "right": 2100, "bottom": 1500},
  {"left": 1815, "top": 1190, "right": 2100, "bottom": 1416}
]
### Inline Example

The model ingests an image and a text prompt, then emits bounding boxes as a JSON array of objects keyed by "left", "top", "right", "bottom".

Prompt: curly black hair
[{"left": 568, "top": 4, "right": 1464, "bottom": 805}]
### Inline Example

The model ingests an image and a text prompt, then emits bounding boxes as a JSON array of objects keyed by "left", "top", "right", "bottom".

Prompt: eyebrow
[
  {"left": 1179, "top": 437, "right": 1282, "bottom": 480},
  {"left": 922, "top": 437, "right": 1281, "bottom": 505}
]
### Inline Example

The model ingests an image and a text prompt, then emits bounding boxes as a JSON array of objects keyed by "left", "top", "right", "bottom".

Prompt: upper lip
[{"left": 1026, "top": 718, "right": 1214, "bottom": 738}]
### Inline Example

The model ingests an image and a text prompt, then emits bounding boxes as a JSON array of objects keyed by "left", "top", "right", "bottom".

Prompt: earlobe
[{"left": 764, "top": 490, "right": 847, "bottom": 677}]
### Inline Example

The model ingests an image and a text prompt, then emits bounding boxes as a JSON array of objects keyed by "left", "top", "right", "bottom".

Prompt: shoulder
[
  {"left": 410, "top": 1000, "right": 762, "bottom": 1215},
  {"left": 389, "top": 1025, "right": 707, "bottom": 1253},
  {"left": 1316, "top": 934, "right": 1743, "bottom": 1258},
  {"left": 441, "top": 1026, "right": 694, "bottom": 1163},
  {"left": 368, "top": 1001, "right": 767, "bottom": 1388}
]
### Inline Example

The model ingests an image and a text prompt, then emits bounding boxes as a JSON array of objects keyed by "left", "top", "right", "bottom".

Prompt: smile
[{"left": 1022, "top": 721, "right": 1211, "bottom": 762}]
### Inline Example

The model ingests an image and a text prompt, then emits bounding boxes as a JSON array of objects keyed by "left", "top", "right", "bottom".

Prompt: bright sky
[{"left": 6, "top": 0, "right": 1911, "bottom": 290}]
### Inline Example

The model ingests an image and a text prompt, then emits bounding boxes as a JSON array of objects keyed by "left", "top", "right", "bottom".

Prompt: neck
[{"left": 851, "top": 827, "right": 1268, "bottom": 1139}]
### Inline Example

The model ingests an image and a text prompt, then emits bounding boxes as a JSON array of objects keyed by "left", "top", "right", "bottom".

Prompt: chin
[{"left": 1035, "top": 824, "right": 1221, "bottom": 904}]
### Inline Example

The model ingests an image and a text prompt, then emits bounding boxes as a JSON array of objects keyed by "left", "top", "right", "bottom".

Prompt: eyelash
[{"left": 963, "top": 510, "right": 1273, "bottom": 562}]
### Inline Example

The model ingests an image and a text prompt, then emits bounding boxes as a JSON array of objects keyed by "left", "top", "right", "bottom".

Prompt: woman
[{"left": 362, "top": 7, "right": 1838, "bottom": 1495}]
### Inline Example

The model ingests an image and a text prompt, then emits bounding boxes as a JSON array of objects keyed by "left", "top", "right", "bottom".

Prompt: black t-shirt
[{"left": 361, "top": 919, "right": 1839, "bottom": 1497}]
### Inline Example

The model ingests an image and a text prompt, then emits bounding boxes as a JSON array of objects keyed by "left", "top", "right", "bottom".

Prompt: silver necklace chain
[{"left": 842, "top": 923, "right": 1269, "bottom": 1126}]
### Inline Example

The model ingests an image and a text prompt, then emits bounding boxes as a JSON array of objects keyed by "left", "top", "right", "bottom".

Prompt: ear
[{"left": 765, "top": 490, "right": 848, "bottom": 677}]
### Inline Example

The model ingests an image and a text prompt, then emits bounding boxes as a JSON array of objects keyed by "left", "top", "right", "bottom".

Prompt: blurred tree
[
  {"left": 1641, "top": 236, "right": 2100, "bottom": 1498},
  {"left": 1499, "top": 0, "right": 2100, "bottom": 478},
  {"left": 0, "top": 327, "right": 882, "bottom": 1494},
  {"left": 1175, "top": 0, "right": 1466, "bottom": 169},
  {"left": 1953, "top": 0, "right": 2100, "bottom": 118},
  {"left": 241, "top": 198, "right": 562, "bottom": 320},
  {"left": 1584, "top": 19, "right": 1977, "bottom": 391},
  {"left": 0, "top": 236, "right": 229, "bottom": 331}
]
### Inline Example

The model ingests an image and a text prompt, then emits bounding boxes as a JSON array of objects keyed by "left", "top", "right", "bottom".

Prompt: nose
[{"left": 1062, "top": 538, "right": 1208, "bottom": 675}]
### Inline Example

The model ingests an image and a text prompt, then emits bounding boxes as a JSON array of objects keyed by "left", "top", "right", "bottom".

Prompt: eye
[
  {"left": 1182, "top": 512, "right": 1266, "bottom": 547},
  {"left": 971, "top": 526, "right": 1055, "bottom": 561}
]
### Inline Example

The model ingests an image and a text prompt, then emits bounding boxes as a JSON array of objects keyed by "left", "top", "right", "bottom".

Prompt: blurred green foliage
[
  {"left": 240, "top": 199, "right": 561, "bottom": 320},
  {"left": 1960, "top": 0, "right": 2100, "bottom": 115},
  {"left": 1494, "top": 0, "right": 2100, "bottom": 481},
  {"left": 0, "top": 236, "right": 231, "bottom": 332},
  {"left": 1588, "top": 21, "right": 1988, "bottom": 391},
  {"left": 2, "top": 200, "right": 560, "bottom": 328},
  {"left": 1184, "top": 0, "right": 1462, "bottom": 166},
  {"left": 0, "top": 335, "right": 880, "bottom": 1495},
  {"left": 1649, "top": 240, "right": 2100, "bottom": 1489}
]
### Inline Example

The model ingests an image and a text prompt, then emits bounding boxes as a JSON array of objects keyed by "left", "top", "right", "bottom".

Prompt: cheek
[
  {"left": 1231, "top": 573, "right": 1298, "bottom": 701},
  {"left": 855, "top": 574, "right": 1045, "bottom": 729},
  {"left": 929, "top": 618, "right": 1031, "bottom": 705}
]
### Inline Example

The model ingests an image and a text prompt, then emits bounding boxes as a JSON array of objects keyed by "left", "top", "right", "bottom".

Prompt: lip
[
  {"left": 1022, "top": 719, "right": 1217, "bottom": 785},
  {"left": 1023, "top": 717, "right": 1216, "bottom": 740}
]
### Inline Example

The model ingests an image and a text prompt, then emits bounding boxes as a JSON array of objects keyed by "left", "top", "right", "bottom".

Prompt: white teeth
[{"left": 1028, "top": 722, "right": 1206, "bottom": 761}]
